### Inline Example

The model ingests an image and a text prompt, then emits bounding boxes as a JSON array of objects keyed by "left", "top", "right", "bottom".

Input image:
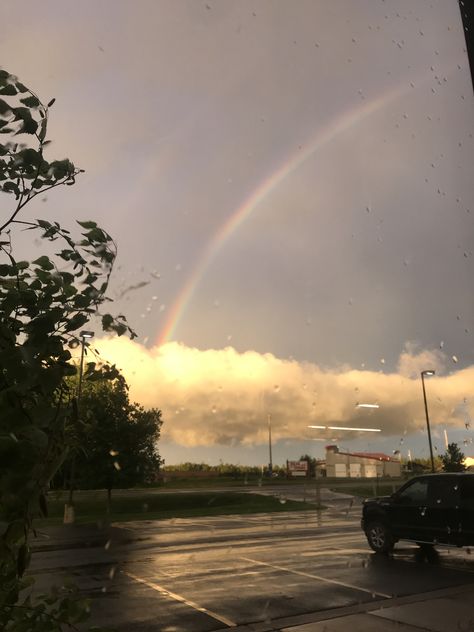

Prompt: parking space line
[
  {"left": 124, "top": 571, "right": 237, "bottom": 627},
  {"left": 240, "top": 557, "right": 391, "bottom": 598}
]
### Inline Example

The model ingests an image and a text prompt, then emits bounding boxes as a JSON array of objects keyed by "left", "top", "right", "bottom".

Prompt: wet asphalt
[{"left": 29, "top": 490, "right": 474, "bottom": 631}]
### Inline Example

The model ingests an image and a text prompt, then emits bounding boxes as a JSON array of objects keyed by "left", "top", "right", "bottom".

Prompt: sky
[{"left": 1, "top": 0, "right": 473, "bottom": 466}]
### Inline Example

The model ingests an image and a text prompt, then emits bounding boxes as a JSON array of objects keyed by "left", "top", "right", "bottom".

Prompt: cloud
[
  {"left": 397, "top": 341, "right": 446, "bottom": 378},
  {"left": 93, "top": 338, "right": 474, "bottom": 448}
]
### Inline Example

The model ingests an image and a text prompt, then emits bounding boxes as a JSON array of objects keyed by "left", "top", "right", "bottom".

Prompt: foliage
[
  {"left": 441, "top": 442, "right": 466, "bottom": 472},
  {"left": 0, "top": 69, "right": 132, "bottom": 628},
  {"left": 1, "top": 583, "right": 114, "bottom": 632},
  {"left": 299, "top": 454, "right": 317, "bottom": 477},
  {"left": 53, "top": 375, "right": 162, "bottom": 495},
  {"left": 162, "top": 462, "right": 286, "bottom": 476}
]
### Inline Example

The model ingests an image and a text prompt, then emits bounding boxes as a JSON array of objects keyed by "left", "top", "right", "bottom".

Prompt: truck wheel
[{"left": 366, "top": 521, "right": 393, "bottom": 553}]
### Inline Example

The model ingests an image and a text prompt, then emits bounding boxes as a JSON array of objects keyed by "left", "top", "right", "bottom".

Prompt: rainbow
[{"left": 156, "top": 81, "right": 411, "bottom": 346}]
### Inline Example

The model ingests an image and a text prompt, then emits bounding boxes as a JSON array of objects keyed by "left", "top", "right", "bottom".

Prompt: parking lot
[{"left": 30, "top": 500, "right": 474, "bottom": 632}]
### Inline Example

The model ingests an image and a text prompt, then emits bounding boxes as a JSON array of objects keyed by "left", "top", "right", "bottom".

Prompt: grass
[
  {"left": 331, "top": 483, "right": 400, "bottom": 498},
  {"left": 37, "top": 490, "right": 318, "bottom": 526}
]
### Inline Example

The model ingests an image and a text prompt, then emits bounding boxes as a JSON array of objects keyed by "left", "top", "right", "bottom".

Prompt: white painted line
[
  {"left": 240, "top": 557, "right": 391, "bottom": 599},
  {"left": 124, "top": 571, "right": 237, "bottom": 627}
]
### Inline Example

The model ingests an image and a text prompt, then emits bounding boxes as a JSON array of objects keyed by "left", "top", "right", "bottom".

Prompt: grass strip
[{"left": 37, "top": 491, "right": 320, "bottom": 526}]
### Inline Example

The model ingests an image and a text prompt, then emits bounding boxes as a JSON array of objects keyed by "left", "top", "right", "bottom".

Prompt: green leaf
[
  {"left": 0, "top": 84, "right": 17, "bottom": 96},
  {"left": 102, "top": 314, "right": 114, "bottom": 330},
  {"left": 19, "top": 95, "right": 40, "bottom": 108},
  {"left": 32, "top": 256, "right": 54, "bottom": 270},
  {"left": 0, "top": 98, "right": 11, "bottom": 115},
  {"left": 2, "top": 181, "right": 20, "bottom": 196},
  {"left": 64, "top": 312, "right": 89, "bottom": 332},
  {"left": 20, "top": 118, "right": 38, "bottom": 135},
  {"left": 77, "top": 220, "right": 97, "bottom": 230},
  {"left": 36, "top": 219, "right": 52, "bottom": 229}
]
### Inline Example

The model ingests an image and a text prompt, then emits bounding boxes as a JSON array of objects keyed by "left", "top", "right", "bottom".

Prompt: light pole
[
  {"left": 64, "top": 330, "right": 94, "bottom": 524},
  {"left": 267, "top": 413, "right": 273, "bottom": 476},
  {"left": 421, "top": 369, "right": 436, "bottom": 473}
]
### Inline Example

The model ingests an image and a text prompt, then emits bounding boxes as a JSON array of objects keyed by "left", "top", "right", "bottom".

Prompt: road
[{"left": 30, "top": 493, "right": 474, "bottom": 631}]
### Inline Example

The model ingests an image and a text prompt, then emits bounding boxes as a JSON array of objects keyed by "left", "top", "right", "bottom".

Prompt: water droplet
[
  {"left": 279, "top": 497, "right": 287, "bottom": 504},
  {"left": 380, "top": 358, "right": 385, "bottom": 364},
  {"left": 440, "top": 341, "right": 444, "bottom": 349},
  {"left": 159, "top": 304, "right": 166, "bottom": 312},
  {"left": 113, "top": 461, "right": 121, "bottom": 471},
  {"left": 211, "top": 406, "right": 217, "bottom": 414},
  {"left": 452, "top": 355, "right": 458, "bottom": 363},
  {"left": 104, "top": 539, "right": 111, "bottom": 550},
  {"left": 109, "top": 566, "right": 117, "bottom": 579}
]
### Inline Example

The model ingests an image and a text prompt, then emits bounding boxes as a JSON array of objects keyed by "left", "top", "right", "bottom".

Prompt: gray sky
[{"left": 2, "top": 0, "right": 473, "bottom": 465}]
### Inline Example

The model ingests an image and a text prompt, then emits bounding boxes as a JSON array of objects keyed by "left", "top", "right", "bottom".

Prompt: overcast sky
[{"left": 2, "top": 1, "right": 473, "bottom": 465}]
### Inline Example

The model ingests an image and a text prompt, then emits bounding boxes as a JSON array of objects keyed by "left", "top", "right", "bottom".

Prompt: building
[{"left": 325, "top": 445, "right": 401, "bottom": 478}]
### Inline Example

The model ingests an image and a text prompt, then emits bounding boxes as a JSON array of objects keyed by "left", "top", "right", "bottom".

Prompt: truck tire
[{"left": 366, "top": 521, "right": 394, "bottom": 554}]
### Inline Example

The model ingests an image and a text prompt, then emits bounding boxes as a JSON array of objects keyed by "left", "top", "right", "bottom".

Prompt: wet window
[
  {"left": 460, "top": 476, "right": 474, "bottom": 509},
  {"left": 397, "top": 479, "right": 428, "bottom": 505},
  {"left": 427, "top": 477, "right": 458, "bottom": 507}
]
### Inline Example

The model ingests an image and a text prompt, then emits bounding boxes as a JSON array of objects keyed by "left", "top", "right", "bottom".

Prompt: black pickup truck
[{"left": 361, "top": 472, "right": 474, "bottom": 553}]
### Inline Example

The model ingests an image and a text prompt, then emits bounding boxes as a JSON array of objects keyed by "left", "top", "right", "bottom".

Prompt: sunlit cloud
[{"left": 94, "top": 338, "right": 474, "bottom": 448}]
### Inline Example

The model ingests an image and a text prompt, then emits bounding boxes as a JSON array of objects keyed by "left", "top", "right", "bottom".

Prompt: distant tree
[
  {"left": 299, "top": 454, "right": 317, "bottom": 477},
  {"left": 407, "top": 456, "right": 442, "bottom": 473},
  {"left": 55, "top": 375, "right": 163, "bottom": 510},
  {"left": 441, "top": 442, "right": 466, "bottom": 472}
]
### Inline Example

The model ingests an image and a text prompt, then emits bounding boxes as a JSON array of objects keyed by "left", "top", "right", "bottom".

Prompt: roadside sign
[{"left": 287, "top": 460, "right": 309, "bottom": 477}]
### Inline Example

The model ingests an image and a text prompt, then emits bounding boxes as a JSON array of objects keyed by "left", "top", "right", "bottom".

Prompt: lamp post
[
  {"left": 421, "top": 369, "right": 436, "bottom": 473},
  {"left": 267, "top": 413, "right": 273, "bottom": 476},
  {"left": 64, "top": 330, "right": 94, "bottom": 524}
]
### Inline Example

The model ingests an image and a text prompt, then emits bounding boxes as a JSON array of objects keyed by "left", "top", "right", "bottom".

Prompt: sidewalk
[
  {"left": 278, "top": 582, "right": 474, "bottom": 632},
  {"left": 30, "top": 521, "right": 131, "bottom": 552}
]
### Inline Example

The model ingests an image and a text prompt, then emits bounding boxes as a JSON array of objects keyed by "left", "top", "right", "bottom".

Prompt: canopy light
[
  {"left": 421, "top": 370, "right": 435, "bottom": 377},
  {"left": 308, "top": 425, "right": 381, "bottom": 432},
  {"left": 328, "top": 425, "right": 381, "bottom": 432},
  {"left": 356, "top": 403, "right": 379, "bottom": 409},
  {"left": 80, "top": 330, "right": 94, "bottom": 339}
]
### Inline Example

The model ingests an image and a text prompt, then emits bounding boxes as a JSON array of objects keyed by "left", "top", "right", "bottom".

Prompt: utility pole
[{"left": 268, "top": 413, "right": 273, "bottom": 475}]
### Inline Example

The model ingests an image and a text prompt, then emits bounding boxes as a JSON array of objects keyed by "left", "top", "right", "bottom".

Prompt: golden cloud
[{"left": 93, "top": 338, "right": 474, "bottom": 448}]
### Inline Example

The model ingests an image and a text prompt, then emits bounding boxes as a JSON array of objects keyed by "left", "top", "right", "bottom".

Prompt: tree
[
  {"left": 441, "top": 442, "right": 466, "bottom": 472},
  {"left": 299, "top": 454, "right": 316, "bottom": 477},
  {"left": 0, "top": 68, "right": 133, "bottom": 628},
  {"left": 55, "top": 375, "right": 162, "bottom": 510}
]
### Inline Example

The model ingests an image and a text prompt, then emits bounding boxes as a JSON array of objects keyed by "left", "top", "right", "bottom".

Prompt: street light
[
  {"left": 421, "top": 369, "right": 436, "bottom": 473},
  {"left": 267, "top": 413, "right": 273, "bottom": 476},
  {"left": 64, "top": 330, "right": 94, "bottom": 524}
]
